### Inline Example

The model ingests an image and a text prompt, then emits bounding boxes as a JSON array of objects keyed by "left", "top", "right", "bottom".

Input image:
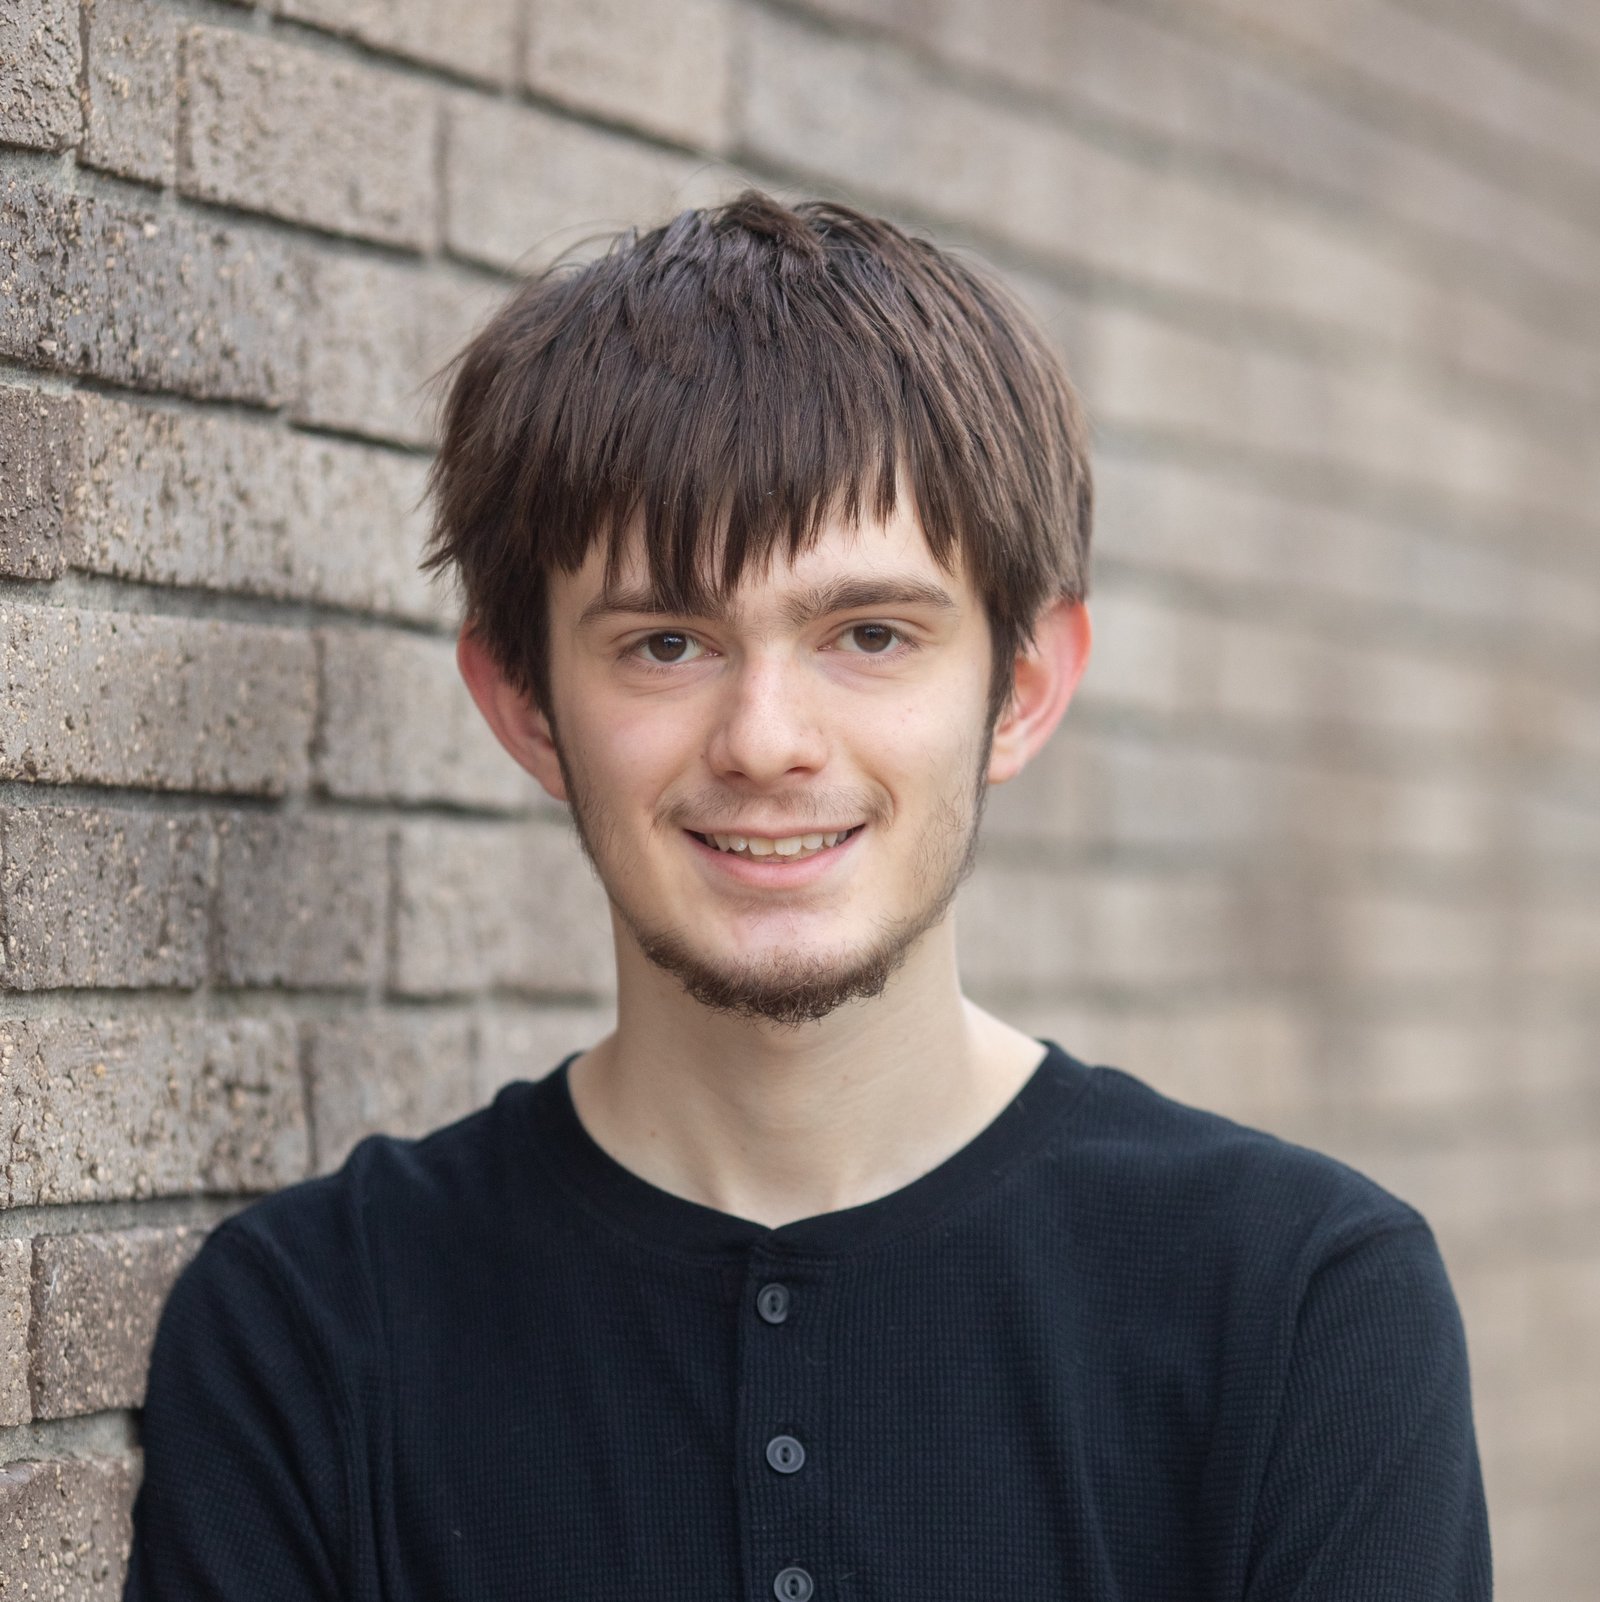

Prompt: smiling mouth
[{"left": 686, "top": 825, "right": 864, "bottom": 861}]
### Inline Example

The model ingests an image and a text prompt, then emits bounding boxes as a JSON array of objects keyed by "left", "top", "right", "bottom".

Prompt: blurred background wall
[{"left": 2, "top": 0, "right": 1596, "bottom": 1593}]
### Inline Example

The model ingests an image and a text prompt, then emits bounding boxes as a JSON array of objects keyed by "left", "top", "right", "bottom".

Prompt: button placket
[
  {"left": 773, "top": 1564, "right": 814, "bottom": 1600},
  {"left": 740, "top": 1257, "right": 830, "bottom": 1600}
]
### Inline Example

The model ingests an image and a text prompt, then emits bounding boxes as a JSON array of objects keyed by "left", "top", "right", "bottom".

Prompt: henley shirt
[{"left": 124, "top": 1038, "right": 1493, "bottom": 1601}]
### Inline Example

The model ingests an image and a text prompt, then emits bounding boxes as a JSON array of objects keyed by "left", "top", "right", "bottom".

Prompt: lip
[{"left": 684, "top": 825, "right": 864, "bottom": 888}]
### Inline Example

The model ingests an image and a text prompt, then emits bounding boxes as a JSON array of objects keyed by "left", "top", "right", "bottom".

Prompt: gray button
[
  {"left": 773, "top": 1566, "right": 814, "bottom": 1601},
  {"left": 765, "top": 1434, "right": 805, "bottom": 1473},
  {"left": 756, "top": 1283, "right": 790, "bottom": 1323}
]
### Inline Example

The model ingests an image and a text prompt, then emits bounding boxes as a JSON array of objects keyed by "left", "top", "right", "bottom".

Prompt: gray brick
[
  {"left": 391, "top": 817, "right": 612, "bottom": 997},
  {"left": 0, "top": 1014, "right": 307, "bottom": 1206},
  {"left": 1094, "top": 451, "right": 1600, "bottom": 641},
  {"left": 1501, "top": 0, "right": 1600, "bottom": 57},
  {"left": 1329, "top": 1017, "right": 1500, "bottom": 1125},
  {"left": 443, "top": 93, "right": 728, "bottom": 272},
  {"left": 81, "top": 0, "right": 179, "bottom": 186},
  {"left": 1515, "top": 790, "right": 1600, "bottom": 861},
  {"left": 178, "top": 26, "right": 439, "bottom": 250},
  {"left": 736, "top": 9, "right": 1456, "bottom": 367},
  {"left": 276, "top": 0, "right": 520, "bottom": 85},
  {"left": 958, "top": 861, "right": 1268, "bottom": 993},
  {"left": 1007, "top": 995, "right": 1321, "bottom": 1137},
  {"left": 73, "top": 395, "right": 440, "bottom": 620},
  {"left": 0, "top": 806, "right": 211, "bottom": 991},
  {"left": 0, "top": 386, "right": 81, "bottom": 581},
  {"left": 1330, "top": 888, "right": 1501, "bottom": 983},
  {"left": 316, "top": 628, "right": 540, "bottom": 809},
  {"left": 30, "top": 1226, "right": 204, "bottom": 1420},
  {"left": 0, "top": 1456, "right": 136, "bottom": 1599},
  {"left": 214, "top": 814, "right": 386, "bottom": 989},
  {"left": 1202, "top": 0, "right": 1600, "bottom": 197},
  {"left": 1080, "top": 583, "right": 1505, "bottom": 752},
  {"left": 0, "top": 0, "right": 80, "bottom": 151},
  {"left": 0, "top": 605, "right": 316, "bottom": 796},
  {"left": 1209, "top": 616, "right": 1496, "bottom": 747},
  {"left": 1458, "top": 1250, "right": 1600, "bottom": 1411},
  {"left": 0, "top": 180, "right": 296, "bottom": 404},
  {"left": 985, "top": 721, "right": 1263, "bottom": 852},
  {"left": 803, "top": 0, "right": 1600, "bottom": 319},
  {"left": 1508, "top": 893, "right": 1600, "bottom": 982},
  {"left": 292, "top": 253, "right": 495, "bottom": 447},
  {"left": 737, "top": 8, "right": 1122, "bottom": 278},
  {"left": 1083, "top": 307, "right": 1596, "bottom": 533},
  {"left": 304, "top": 1010, "right": 479, "bottom": 1172},
  {"left": 473, "top": 1003, "right": 614, "bottom": 1100},
  {"left": 0, "top": 1238, "right": 28, "bottom": 1427},
  {"left": 524, "top": 0, "right": 735, "bottom": 149}
]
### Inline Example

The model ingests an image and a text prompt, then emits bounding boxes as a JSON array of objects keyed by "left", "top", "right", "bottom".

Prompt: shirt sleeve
[
  {"left": 1245, "top": 1220, "right": 1493, "bottom": 1601},
  {"left": 123, "top": 1219, "right": 351, "bottom": 1602}
]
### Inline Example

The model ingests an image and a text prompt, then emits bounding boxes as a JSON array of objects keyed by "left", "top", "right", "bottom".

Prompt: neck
[{"left": 566, "top": 918, "right": 1046, "bottom": 1228}]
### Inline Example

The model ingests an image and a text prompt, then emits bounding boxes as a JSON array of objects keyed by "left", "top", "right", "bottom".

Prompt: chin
[{"left": 634, "top": 928, "right": 916, "bottom": 1028}]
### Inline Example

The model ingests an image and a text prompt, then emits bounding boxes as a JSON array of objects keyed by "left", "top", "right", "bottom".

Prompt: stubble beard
[{"left": 552, "top": 724, "right": 994, "bottom": 1030}]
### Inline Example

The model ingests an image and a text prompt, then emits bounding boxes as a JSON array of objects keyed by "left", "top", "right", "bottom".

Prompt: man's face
[{"left": 537, "top": 500, "right": 1005, "bottom": 1027}]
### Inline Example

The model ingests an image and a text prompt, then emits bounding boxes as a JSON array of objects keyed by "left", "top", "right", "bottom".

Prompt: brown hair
[{"left": 421, "top": 189, "right": 1092, "bottom": 728}]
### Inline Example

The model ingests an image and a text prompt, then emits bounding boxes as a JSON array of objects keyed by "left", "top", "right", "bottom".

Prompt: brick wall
[{"left": 1, "top": 1, "right": 1595, "bottom": 1595}]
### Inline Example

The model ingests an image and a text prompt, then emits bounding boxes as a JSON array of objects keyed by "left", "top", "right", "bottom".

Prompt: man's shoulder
[
  {"left": 198, "top": 1078, "right": 541, "bottom": 1296},
  {"left": 1067, "top": 1057, "right": 1430, "bottom": 1263}
]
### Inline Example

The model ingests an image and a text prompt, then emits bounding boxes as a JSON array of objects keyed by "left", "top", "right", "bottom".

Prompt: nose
[{"left": 704, "top": 649, "right": 828, "bottom": 785}]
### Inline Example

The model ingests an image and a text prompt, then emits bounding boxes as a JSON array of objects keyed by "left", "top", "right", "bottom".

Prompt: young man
[{"left": 125, "top": 193, "right": 1492, "bottom": 1599}]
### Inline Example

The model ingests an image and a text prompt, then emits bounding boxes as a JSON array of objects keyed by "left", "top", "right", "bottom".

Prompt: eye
[
  {"left": 834, "top": 622, "right": 906, "bottom": 655},
  {"left": 630, "top": 631, "right": 705, "bottom": 666}
]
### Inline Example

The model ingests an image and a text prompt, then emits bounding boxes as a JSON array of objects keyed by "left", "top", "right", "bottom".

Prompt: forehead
[{"left": 561, "top": 494, "right": 973, "bottom": 623}]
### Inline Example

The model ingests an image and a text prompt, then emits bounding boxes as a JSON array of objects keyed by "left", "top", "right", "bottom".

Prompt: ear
[
  {"left": 456, "top": 626, "right": 569, "bottom": 803},
  {"left": 986, "top": 598, "right": 1092, "bottom": 787}
]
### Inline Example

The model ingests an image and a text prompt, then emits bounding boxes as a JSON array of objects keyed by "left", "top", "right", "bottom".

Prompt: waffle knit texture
[{"left": 124, "top": 1039, "right": 1493, "bottom": 1600}]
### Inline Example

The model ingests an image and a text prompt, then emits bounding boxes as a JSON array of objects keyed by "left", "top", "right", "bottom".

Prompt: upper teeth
[{"left": 706, "top": 830, "right": 850, "bottom": 856}]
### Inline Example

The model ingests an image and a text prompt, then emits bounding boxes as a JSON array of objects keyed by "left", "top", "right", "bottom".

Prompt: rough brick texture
[
  {"left": 0, "top": 605, "right": 316, "bottom": 795},
  {"left": 177, "top": 26, "right": 439, "bottom": 248},
  {"left": 443, "top": 93, "right": 730, "bottom": 271},
  {"left": 213, "top": 814, "right": 386, "bottom": 990},
  {"left": 0, "top": 1237, "right": 30, "bottom": 1427},
  {"left": 72, "top": 394, "right": 440, "bottom": 618},
  {"left": 0, "top": 386, "right": 80, "bottom": 580},
  {"left": 0, "top": 807, "right": 210, "bottom": 991},
  {"left": 0, "top": 1456, "right": 136, "bottom": 1600},
  {"left": 315, "top": 628, "right": 539, "bottom": 808},
  {"left": 0, "top": 1014, "right": 307, "bottom": 1205},
  {"left": 290, "top": 253, "right": 493, "bottom": 446},
  {"left": 391, "top": 818, "right": 613, "bottom": 997},
  {"left": 0, "top": 0, "right": 80, "bottom": 150},
  {"left": 523, "top": 0, "right": 735, "bottom": 149},
  {"left": 303, "top": 1010, "right": 478, "bottom": 1172},
  {"left": 2, "top": 2, "right": 1597, "bottom": 1597},
  {"left": 276, "top": 0, "right": 520, "bottom": 85},
  {"left": 30, "top": 1226, "right": 204, "bottom": 1419},
  {"left": 0, "top": 181, "right": 296, "bottom": 402},
  {"left": 474, "top": 1002, "right": 617, "bottom": 1099},
  {"left": 81, "top": 0, "right": 179, "bottom": 185}
]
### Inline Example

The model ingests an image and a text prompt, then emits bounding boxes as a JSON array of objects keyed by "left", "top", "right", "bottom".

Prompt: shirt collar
[{"left": 522, "top": 1038, "right": 1095, "bottom": 1261}]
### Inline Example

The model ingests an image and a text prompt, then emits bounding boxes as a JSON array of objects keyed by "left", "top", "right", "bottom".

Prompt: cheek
[
  {"left": 579, "top": 702, "right": 697, "bottom": 798},
  {"left": 867, "top": 680, "right": 985, "bottom": 765}
]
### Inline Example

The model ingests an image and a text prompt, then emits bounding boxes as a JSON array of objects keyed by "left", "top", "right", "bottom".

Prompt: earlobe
[
  {"left": 986, "top": 598, "right": 1092, "bottom": 787},
  {"left": 455, "top": 627, "right": 570, "bottom": 803}
]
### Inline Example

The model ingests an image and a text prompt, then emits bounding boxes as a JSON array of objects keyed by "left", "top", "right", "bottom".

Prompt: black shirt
[{"left": 124, "top": 1039, "right": 1492, "bottom": 1600}]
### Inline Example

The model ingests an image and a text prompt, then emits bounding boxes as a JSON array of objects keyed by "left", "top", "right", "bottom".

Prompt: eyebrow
[{"left": 578, "top": 576, "right": 959, "bottom": 631}]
